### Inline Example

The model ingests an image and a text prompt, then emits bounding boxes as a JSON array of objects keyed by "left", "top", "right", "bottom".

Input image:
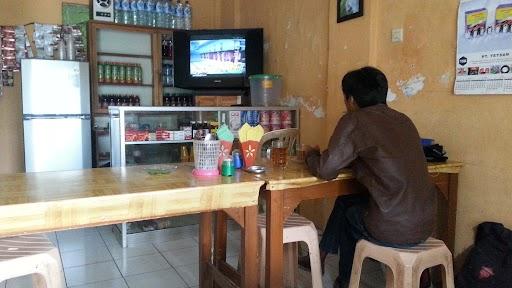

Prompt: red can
[
  {"left": 280, "top": 110, "right": 292, "bottom": 125},
  {"left": 270, "top": 124, "right": 281, "bottom": 131},
  {"left": 270, "top": 111, "right": 281, "bottom": 125},
  {"left": 260, "top": 110, "right": 270, "bottom": 125}
]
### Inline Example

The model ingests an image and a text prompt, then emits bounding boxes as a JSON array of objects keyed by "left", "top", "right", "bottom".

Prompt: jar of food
[
  {"left": 97, "top": 62, "right": 104, "bottom": 83},
  {"left": 126, "top": 64, "right": 134, "bottom": 84},
  {"left": 119, "top": 64, "right": 126, "bottom": 84},
  {"left": 104, "top": 62, "right": 112, "bottom": 83},
  {"left": 112, "top": 63, "right": 120, "bottom": 84}
]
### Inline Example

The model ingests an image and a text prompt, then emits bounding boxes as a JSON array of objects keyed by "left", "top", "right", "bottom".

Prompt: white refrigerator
[{"left": 21, "top": 59, "right": 92, "bottom": 172}]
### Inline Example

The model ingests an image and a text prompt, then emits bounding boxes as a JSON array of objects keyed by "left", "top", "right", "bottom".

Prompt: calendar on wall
[{"left": 455, "top": 0, "right": 512, "bottom": 95}]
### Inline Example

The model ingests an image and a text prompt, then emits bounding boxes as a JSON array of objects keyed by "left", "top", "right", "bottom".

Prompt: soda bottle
[
  {"left": 175, "top": 0, "right": 184, "bottom": 29},
  {"left": 130, "top": 0, "right": 139, "bottom": 25},
  {"left": 146, "top": 0, "right": 157, "bottom": 27},
  {"left": 114, "top": 0, "right": 123, "bottom": 23},
  {"left": 183, "top": 0, "right": 192, "bottom": 30},
  {"left": 121, "top": 0, "right": 132, "bottom": 24},
  {"left": 137, "top": 0, "right": 147, "bottom": 26},
  {"left": 155, "top": 0, "right": 165, "bottom": 28},
  {"left": 163, "top": 0, "right": 171, "bottom": 28}
]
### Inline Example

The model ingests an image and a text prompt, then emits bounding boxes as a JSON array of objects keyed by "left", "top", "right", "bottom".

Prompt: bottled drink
[
  {"left": 163, "top": 0, "right": 171, "bottom": 28},
  {"left": 146, "top": 0, "right": 157, "bottom": 27},
  {"left": 137, "top": 0, "right": 147, "bottom": 26},
  {"left": 130, "top": 0, "right": 139, "bottom": 25},
  {"left": 121, "top": 0, "right": 132, "bottom": 24},
  {"left": 169, "top": 0, "right": 177, "bottom": 28},
  {"left": 183, "top": 1, "right": 192, "bottom": 30},
  {"left": 156, "top": 0, "right": 165, "bottom": 28},
  {"left": 114, "top": 0, "right": 123, "bottom": 23},
  {"left": 175, "top": 0, "right": 184, "bottom": 29}
]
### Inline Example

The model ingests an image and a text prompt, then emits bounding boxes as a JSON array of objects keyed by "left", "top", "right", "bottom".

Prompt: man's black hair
[{"left": 341, "top": 66, "right": 388, "bottom": 108}]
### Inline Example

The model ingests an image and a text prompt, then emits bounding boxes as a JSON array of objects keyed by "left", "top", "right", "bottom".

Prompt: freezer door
[
  {"left": 23, "top": 117, "right": 92, "bottom": 172},
  {"left": 21, "top": 59, "right": 90, "bottom": 115}
]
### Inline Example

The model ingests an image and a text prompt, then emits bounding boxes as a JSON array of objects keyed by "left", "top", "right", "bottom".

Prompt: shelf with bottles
[{"left": 113, "top": 0, "right": 193, "bottom": 30}]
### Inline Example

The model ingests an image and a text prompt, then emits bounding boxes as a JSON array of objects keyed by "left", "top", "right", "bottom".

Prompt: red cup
[{"left": 241, "top": 140, "right": 260, "bottom": 168}]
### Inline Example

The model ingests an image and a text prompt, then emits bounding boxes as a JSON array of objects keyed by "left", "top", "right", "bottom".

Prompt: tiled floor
[{"left": 0, "top": 223, "right": 386, "bottom": 288}]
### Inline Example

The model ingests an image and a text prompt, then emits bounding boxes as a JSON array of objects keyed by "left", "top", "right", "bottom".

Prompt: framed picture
[{"left": 337, "top": 0, "right": 364, "bottom": 23}]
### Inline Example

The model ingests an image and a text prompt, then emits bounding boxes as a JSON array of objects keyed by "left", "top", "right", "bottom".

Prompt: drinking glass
[{"left": 271, "top": 140, "right": 288, "bottom": 167}]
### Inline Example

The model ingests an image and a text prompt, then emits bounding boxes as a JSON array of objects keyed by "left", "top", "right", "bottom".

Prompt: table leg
[
  {"left": 241, "top": 206, "right": 258, "bottom": 288},
  {"left": 214, "top": 211, "right": 228, "bottom": 265},
  {"left": 446, "top": 174, "right": 459, "bottom": 253},
  {"left": 200, "top": 212, "right": 213, "bottom": 288},
  {"left": 266, "top": 190, "right": 284, "bottom": 288}
]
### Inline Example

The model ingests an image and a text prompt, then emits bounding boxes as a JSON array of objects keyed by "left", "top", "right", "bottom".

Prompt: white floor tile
[
  {"left": 226, "top": 255, "right": 239, "bottom": 269},
  {"left": 166, "top": 225, "right": 199, "bottom": 241},
  {"left": 114, "top": 253, "right": 170, "bottom": 277},
  {"left": 69, "top": 278, "right": 128, "bottom": 288},
  {"left": 0, "top": 281, "right": 5, "bottom": 288},
  {"left": 107, "top": 242, "right": 159, "bottom": 260},
  {"left": 162, "top": 247, "right": 198, "bottom": 267},
  {"left": 124, "top": 269, "right": 187, "bottom": 288},
  {"left": 5, "top": 275, "right": 31, "bottom": 288},
  {"left": 174, "top": 263, "right": 199, "bottom": 287},
  {"left": 65, "top": 261, "right": 122, "bottom": 287},
  {"left": 153, "top": 238, "right": 197, "bottom": 253},
  {"left": 61, "top": 244, "right": 113, "bottom": 268},
  {"left": 58, "top": 233, "right": 106, "bottom": 253},
  {"left": 57, "top": 228, "right": 99, "bottom": 240}
]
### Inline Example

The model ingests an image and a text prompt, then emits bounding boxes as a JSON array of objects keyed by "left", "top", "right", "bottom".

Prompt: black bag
[
  {"left": 456, "top": 222, "right": 512, "bottom": 288},
  {"left": 423, "top": 144, "right": 448, "bottom": 162}
]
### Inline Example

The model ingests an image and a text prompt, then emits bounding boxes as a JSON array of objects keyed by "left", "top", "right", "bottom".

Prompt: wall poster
[{"left": 455, "top": 0, "right": 512, "bottom": 95}]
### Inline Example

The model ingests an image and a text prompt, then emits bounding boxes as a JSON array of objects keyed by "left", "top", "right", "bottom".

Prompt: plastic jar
[{"left": 249, "top": 74, "right": 282, "bottom": 107}]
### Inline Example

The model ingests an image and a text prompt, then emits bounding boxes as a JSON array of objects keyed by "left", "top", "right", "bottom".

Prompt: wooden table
[
  {"left": 0, "top": 164, "right": 265, "bottom": 288},
  {"left": 215, "top": 160, "right": 463, "bottom": 288}
]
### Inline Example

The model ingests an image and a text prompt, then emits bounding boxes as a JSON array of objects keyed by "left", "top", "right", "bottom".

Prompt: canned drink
[
  {"left": 126, "top": 64, "right": 134, "bottom": 84},
  {"left": 281, "top": 110, "right": 292, "bottom": 125},
  {"left": 134, "top": 65, "right": 142, "bottom": 84},
  {"left": 270, "top": 111, "right": 281, "bottom": 125},
  {"left": 104, "top": 62, "right": 112, "bottom": 83},
  {"left": 251, "top": 111, "right": 260, "bottom": 125},
  {"left": 270, "top": 124, "right": 281, "bottom": 131},
  {"left": 112, "top": 63, "right": 120, "bottom": 84},
  {"left": 241, "top": 111, "right": 248, "bottom": 124},
  {"left": 119, "top": 64, "right": 126, "bottom": 84},
  {"left": 97, "top": 62, "right": 104, "bottom": 83},
  {"left": 260, "top": 110, "right": 270, "bottom": 125}
]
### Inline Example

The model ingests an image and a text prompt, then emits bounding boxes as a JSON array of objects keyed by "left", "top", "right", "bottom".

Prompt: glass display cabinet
[{"left": 108, "top": 106, "right": 299, "bottom": 247}]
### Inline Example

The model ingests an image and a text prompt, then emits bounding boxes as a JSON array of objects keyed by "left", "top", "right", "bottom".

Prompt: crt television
[{"left": 174, "top": 28, "right": 263, "bottom": 89}]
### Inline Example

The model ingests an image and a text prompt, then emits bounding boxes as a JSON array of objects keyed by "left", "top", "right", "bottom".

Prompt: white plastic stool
[
  {"left": 258, "top": 213, "right": 323, "bottom": 288},
  {"left": 349, "top": 237, "right": 455, "bottom": 288},
  {"left": 0, "top": 234, "right": 65, "bottom": 288}
]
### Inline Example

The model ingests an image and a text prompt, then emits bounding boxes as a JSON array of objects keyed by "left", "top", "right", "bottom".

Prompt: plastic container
[
  {"left": 249, "top": 74, "right": 283, "bottom": 107},
  {"left": 192, "top": 140, "right": 220, "bottom": 177}
]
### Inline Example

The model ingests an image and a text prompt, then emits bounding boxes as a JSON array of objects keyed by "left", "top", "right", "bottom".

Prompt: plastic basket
[{"left": 192, "top": 140, "right": 221, "bottom": 177}]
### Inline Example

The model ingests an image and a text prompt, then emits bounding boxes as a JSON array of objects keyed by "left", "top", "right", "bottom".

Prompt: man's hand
[{"left": 304, "top": 145, "right": 321, "bottom": 163}]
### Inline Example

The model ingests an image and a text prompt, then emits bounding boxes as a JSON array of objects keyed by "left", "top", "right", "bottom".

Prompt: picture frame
[{"left": 337, "top": 0, "right": 364, "bottom": 23}]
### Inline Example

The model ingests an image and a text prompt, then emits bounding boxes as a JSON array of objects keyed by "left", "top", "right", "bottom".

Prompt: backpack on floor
[{"left": 456, "top": 222, "right": 512, "bottom": 288}]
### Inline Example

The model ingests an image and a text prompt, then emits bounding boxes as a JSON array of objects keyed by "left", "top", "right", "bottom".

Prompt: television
[{"left": 174, "top": 29, "right": 263, "bottom": 89}]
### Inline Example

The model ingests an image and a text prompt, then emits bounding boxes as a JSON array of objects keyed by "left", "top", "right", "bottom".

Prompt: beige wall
[
  {"left": 326, "top": 0, "right": 512, "bottom": 255},
  {"left": 0, "top": 0, "right": 227, "bottom": 173},
  {"left": 236, "top": 0, "right": 330, "bottom": 146}
]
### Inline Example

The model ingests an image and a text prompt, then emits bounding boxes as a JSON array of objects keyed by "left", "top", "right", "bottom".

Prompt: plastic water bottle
[
  {"left": 184, "top": 1, "right": 192, "bottom": 30},
  {"left": 169, "top": 0, "right": 177, "bottom": 28},
  {"left": 146, "top": 0, "right": 157, "bottom": 27},
  {"left": 114, "top": 0, "right": 123, "bottom": 23},
  {"left": 137, "top": 0, "right": 147, "bottom": 26},
  {"left": 176, "top": 0, "right": 184, "bottom": 29},
  {"left": 163, "top": 0, "right": 171, "bottom": 28},
  {"left": 156, "top": 0, "right": 165, "bottom": 28},
  {"left": 130, "top": 0, "right": 139, "bottom": 25},
  {"left": 121, "top": 0, "right": 132, "bottom": 24}
]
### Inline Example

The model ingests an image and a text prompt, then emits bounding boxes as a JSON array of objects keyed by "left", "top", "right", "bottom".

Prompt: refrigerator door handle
[{"left": 23, "top": 114, "right": 91, "bottom": 120}]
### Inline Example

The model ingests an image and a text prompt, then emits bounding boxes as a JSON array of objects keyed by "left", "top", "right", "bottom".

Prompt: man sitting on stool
[{"left": 303, "top": 67, "right": 436, "bottom": 288}]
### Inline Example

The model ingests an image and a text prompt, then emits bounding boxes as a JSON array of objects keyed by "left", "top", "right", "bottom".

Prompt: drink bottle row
[
  {"left": 100, "top": 94, "right": 142, "bottom": 108},
  {"left": 114, "top": 0, "right": 192, "bottom": 30},
  {"left": 163, "top": 93, "right": 193, "bottom": 106}
]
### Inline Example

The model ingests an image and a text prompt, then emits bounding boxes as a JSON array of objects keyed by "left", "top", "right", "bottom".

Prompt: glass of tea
[{"left": 271, "top": 140, "right": 288, "bottom": 167}]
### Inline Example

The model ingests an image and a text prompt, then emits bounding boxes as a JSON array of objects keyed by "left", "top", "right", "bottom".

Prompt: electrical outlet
[{"left": 392, "top": 28, "right": 404, "bottom": 43}]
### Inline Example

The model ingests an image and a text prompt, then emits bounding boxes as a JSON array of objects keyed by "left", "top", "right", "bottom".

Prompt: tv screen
[
  {"left": 174, "top": 29, "right": 263, "bottom": 89},
  {"left": 190, "top": 38, "right": 246, "bottom": 77}
]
